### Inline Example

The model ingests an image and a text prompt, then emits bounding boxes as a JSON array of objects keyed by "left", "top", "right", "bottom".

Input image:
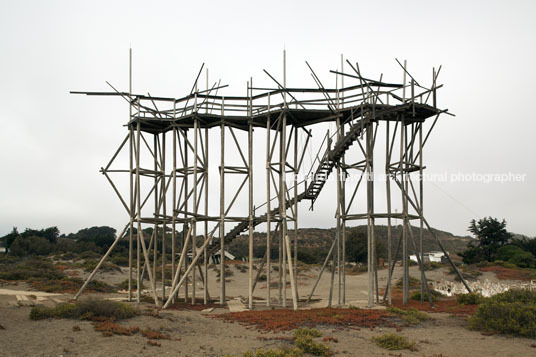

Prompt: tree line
[
  {"left": 1, "top": 217, "right": 534, "bottom": 269},
  {"left": 0, "top": 226, "right": 117, "bottom": 256}
]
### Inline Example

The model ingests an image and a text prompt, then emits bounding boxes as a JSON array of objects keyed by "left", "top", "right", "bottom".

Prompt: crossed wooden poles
[{"left": 72, "top": 52, "right": 470, "bottom": 310}]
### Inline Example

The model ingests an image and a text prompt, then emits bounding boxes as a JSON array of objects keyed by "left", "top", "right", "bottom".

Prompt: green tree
[
  {"left": 1, "top": 227, "right": 20, "bottom": 252},
  {"left": 345, "top": 230, "right": 386, "bottom": 264},
  {"left": 461, "top": 217, "right": 512, "bottom": 264},
  {"left": 72, "top": 226, "right": 116, "bottom": 248},
  {"left": 21, "top": 227, "right": 59, "bottom": 244},
  {"left": 512, "top": 235, "right": 536, "bottom": 257},
  {"left": 10, "top": 236, "right": 53, "bottom": 256},
  {"left": 496, "top": 245, "right": 535, "bottom": 268}
]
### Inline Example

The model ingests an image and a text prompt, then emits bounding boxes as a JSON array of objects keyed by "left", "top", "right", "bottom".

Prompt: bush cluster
[
  {"left": 387, "top": 307, "right": 431, "bottom": 325},
  {"left": 372, "top": 333, "right": 416, "bottom": 350},
  {"left": 30, "top": 297, "right": 136, "bottom": 321},
  {"left": 496, "top": 245, "right": 536, "bottom": 269},
  {"left": 410, "top": 289, "right": 443, "bottom": 302},
  {"left": 0, "top": 257, "right": 64, "bottom": 281},
  {"left": 468, "top": 289, "right": 536, "bottom": 338},
  {"left": 456, "top": 292, "right": 485, "bottom": 305},
  {"left": 239, "top": 328, "right": 329, "bottom": 357}
]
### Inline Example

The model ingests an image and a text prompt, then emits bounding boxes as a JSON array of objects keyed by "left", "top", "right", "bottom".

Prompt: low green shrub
[
  {"left": 350, "top": 264, "right": 367, "bottom": 273},
  {"left": 116, "top": 279, "right": 145, "bottom": 291},
  {"left": 72, "top": 259, "right": 120, "bottom": 273},
  {"left": 77, "top": 297, "right": 136, "bottom": 320},
  {"left": 0, "top": 257, "right": 65, "bottom": 281},
  {"left": 294, "top": 335, "right": 329, "bottom": 356},
  {"left": 457, "top": 292, "right": 485, "bottom": 305},
  {"left": 79, "top": 251, "right": 101, "bottom": 260},
  {"left": 30, "top": 303, "right": 79, "bottom": 320},
  {"left": 60, "top": 252, "right": 76, "bottom": 260},
  {"left": 423, "top": 261, "right": 444, "bottom": 270},
  {"left": 468, "top": 289, "right": 536, "bottom": 338},
  {"left": 395, "top": 276, "right": 420, "bottom": 288},
  {"left": 488, "top": 289, "right": 536, "bottom": 304},
  {"left": 449, "top": 265, "right": 482, "bottom": 281},
  {"left": 295, "top": 336, "right": 329, "bottom": 356},
  {"left": 110, "top": 255, "right": 129, "bottom": 267},
  {"left": 29, "top": 297, "right": 136, "bottom": 321},
  {"left": 410, "top": 289, "right": 443, "bottom": 302},
  {"left": 0, "top": 255, "right": 20, "bottom": 265},
  {"left": 242, "top": 348, "right": 302, "bottom": 357},
  {"left": 491, "top": 260, "right": 518, "bottom": 269},
  {"left": 294, "top": 327, "right": 322, "bottom": 338},
  {"left": 387, "top": 307, "right": 431, "bottom": 325},
  {"left": 496, "top": 245, "right": 536, "bottom": 269},
  {"left": 372, "top": 333, "right": 416, "bottom": 350},
  {"left": 235, "top": 264, "right": 247, "bottom": 273},
  {"left": 476, "top": 261, "right": 491, "bottom": 268},
  {"left": 216, "top": 268, "right": 234, "bottom": 278},
  {"left": 31, "top": 277, "right": 115, "bottom": 293},
  {"left": 408, "top": 259, "right": 418, "bottom": 267}
]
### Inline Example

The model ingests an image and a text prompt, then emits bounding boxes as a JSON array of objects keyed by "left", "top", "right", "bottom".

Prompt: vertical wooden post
[
  {"left": 136, "top": 120, "right": 159, "bottom": 306},
  {"left": 279, "top": 50, "right": 287, "bottom": 307},
  {"left": 204, "top": 126, "right": 209, "bottom": 304},
  {"left": 171, "top": 112, "right": 177, "bottom": 303},
  {"left": 204, "top": 69, "right": 209, "bottom": 304},
  {"left": 419, "top": 122, "right": 425, "bottom": 302},
  {"left": 336, "top": 117, "right": 342, "bottom": 306},
  {"left": 385, "top": 120, "right": 392, "bottom": 305},
  {"left": 248, "top": 79, "right": 254, "bottom": 310},
  {"left": 340, "top": 54, "right": 346, "bottom": 305},
  {"left": 293, "top": 122, "right": 299, "bottom": 302},
  {"left": 280, "top": 114, "right": 287, "bottom": 308},
  {"left": 192, "top": 117, "right": 198, "bottom": 305},
  {"left": 136, "top": 102, "right": 141, "bottom": 304},
  {"left": 401, "top": 118, "right": 409, "bottom": 305},
  {"left": 153, "top": 135, "right": 158, "bottom": 292},
  {"left": 183, "top": 130, "right": 189, "bottom": 302},
  {"left": 128, "top": 48, "right": 133, "bottom": 302},
  {"left": 266, "top": 94, "right": 271, "bottom": 307},
  {"left": 219, "top": 98, "right": 226, "bottom": 305},
  {"left": 366, "top": 122, "right": 374, "bottom": 307},
  {"left": 161, "top": 132, "right": 166, "bottom": 302},
  {"left": 401, "top": 60, "right": 409, "bottom": 305}
]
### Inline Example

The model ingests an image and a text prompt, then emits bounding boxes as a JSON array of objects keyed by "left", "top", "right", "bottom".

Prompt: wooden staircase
[{"left": 204, "top": 117, "right": 369, "bottom": 257}]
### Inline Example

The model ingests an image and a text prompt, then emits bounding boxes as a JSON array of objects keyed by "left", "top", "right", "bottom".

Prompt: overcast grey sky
[{"left": 1, "top": 0, "right": 535, "bottom": 238}]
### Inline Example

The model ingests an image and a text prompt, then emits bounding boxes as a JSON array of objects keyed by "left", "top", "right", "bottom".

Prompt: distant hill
[{"left": 229, "top": 224, "right": 473, "bottom": 263}]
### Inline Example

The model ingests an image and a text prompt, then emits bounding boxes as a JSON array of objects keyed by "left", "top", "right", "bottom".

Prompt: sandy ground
[{"left": 0, "top": 263, "right": 535, "bottom": 356}]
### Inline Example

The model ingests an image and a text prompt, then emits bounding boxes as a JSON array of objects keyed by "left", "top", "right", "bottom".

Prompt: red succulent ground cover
[
  {"left": 479, "top": 265, "right": 535, "bottom": 281},
  {"left": 225, "top": 260, "right": 248, "bottom": 265},
  {"left": 389, "top": 289, "right": 478, "bottom": 316},
  {"left": 140, "top": 327, "right": 170, "bottom": 340},
  {"left": 94, "top": 321, "right": 140, "bottom": 337},
  {"left": 29, "top": 279, "right": 80, "bottom": 293},
  {"left": 213, "top": 307, "right": 394, "bottom": 332}
]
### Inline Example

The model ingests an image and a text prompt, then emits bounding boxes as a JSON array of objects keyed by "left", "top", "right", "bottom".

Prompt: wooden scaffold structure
[{"left": 72, "top": 50, "right": 470, "bottom": 310}]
